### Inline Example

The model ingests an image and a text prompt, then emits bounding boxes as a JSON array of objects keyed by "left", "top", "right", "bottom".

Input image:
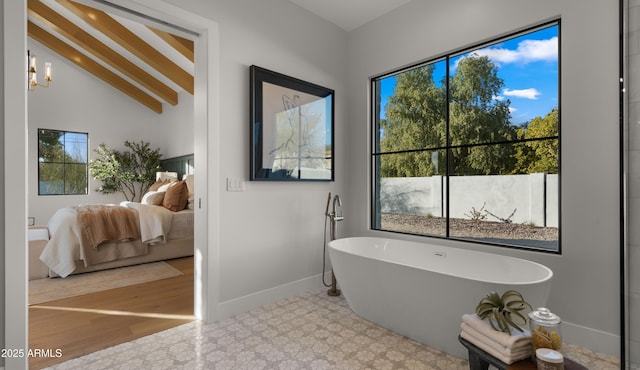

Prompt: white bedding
[
  {"left": 165, "top": 208, "right": 194, "bottom": 240},
  {"left": 118, "top": 201, "right": 194, "bottom": 241},
  {"left": 40, "top": 202, "right": 193, "bottom": 278},
  {"left": 120, "top": 201, "right": 173, "bottom": 244}
]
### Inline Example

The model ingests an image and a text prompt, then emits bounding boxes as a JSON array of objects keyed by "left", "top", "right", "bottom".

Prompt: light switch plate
[{"left": 227, "top": 177, "right": 245, "bottom": 191}]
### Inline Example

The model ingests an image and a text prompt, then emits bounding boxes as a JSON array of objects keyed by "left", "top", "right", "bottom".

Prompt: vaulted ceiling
[
  {"left": 27, "top": 0, "right": 194, "bottom": 114},
  {"left": 27, "top": 0, "right": 409, "bottom": 114}
]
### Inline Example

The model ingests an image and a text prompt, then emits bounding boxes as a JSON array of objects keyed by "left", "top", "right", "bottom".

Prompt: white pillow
[
  {"left": 157, "top": 181, "right": 174, "bottom": 192},
  {"left": 184, "top": 174, "right": 194, "bottom": 197},
  {"left": 141, "top": 191, "right": 165, "bottom": 206}
]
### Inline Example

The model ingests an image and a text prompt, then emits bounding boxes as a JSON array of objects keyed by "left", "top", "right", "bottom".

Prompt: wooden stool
[{"left": 459, "top": 335, "right": 587, "bottom": 370}]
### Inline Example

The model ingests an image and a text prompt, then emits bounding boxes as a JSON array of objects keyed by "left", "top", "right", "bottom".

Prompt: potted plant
[
  {"left": 89, "top": 140, "right": 162, "bottom": 202},
  {"left": 475, "top": 290, "right": 532, "bottom": 333}
]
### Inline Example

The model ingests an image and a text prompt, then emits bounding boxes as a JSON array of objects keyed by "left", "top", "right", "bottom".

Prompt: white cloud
[
  {"left": 503, "top": 88, "right": 541, "bottom": 100},
  {"left": 474, "top": 37, "right": 558, "bottom": 64},
  {"left": 509, "top": 107, "right": 518, "bottom": 113}
]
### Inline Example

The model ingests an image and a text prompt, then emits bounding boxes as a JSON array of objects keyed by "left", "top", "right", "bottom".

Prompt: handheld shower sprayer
[{"left": 325, "top": 192, "right": 332, "bottom": 217}]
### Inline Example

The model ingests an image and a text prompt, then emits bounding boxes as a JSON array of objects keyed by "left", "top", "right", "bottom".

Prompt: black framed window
[
  {"left": 372, "top": 21, "right": 560, "bottom": 252},
  {"left": 38, "top": 129, "right": 88, "bottom": 195}
]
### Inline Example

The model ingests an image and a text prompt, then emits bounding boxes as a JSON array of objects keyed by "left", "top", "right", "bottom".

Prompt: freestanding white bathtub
[{"left": 328, "top": 237, "right": 553, "bottom": 359}]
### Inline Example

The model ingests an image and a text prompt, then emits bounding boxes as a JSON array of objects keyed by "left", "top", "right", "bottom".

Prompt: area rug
[{"left": 29, "top": 261, "right": 183, "bottom": 305}]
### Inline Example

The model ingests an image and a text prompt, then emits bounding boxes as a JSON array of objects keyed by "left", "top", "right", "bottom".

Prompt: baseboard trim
[
  {"left": 217, "top": 273, "right": 327, "bottom": 320},
  {"left": 563, "top": 320, "right": 620, "bottom": 357}
]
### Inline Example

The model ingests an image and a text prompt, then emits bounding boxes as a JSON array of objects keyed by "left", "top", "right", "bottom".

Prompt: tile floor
[{"left": 46, "top": 289, "right": 621, "bottom": 369}]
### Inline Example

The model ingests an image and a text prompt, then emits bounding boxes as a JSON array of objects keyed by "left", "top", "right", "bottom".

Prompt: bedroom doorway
[{"left": 19, "top": 0, "right": 219, "bottom": 368}]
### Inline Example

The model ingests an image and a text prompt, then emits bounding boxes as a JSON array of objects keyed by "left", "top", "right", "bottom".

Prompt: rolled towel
[
  {"left": 462, "top": 314, "right": 531, "bottom": 348},
  {"left": 461, "top": 323, "right": 531, "bottom": 358},
  {"left": 460, "top": 330, "right": 532, "bottom": 364}
]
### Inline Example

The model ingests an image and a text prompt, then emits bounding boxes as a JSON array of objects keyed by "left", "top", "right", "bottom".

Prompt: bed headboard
[{"left": 160, "top": 154, "right": 194, "bottom": 180}]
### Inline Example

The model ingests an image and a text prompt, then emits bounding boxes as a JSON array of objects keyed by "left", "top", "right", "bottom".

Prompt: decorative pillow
[
  {"left": 187, "top": 197, "right": 195, "bottom": 210},
  {"left": 184, "top": 174, "right": 194, "bottom": 197},
  {"left": 148, "top": 179, "right": 167, "bottom": 191},
  {"left": 141, "top": 191, "right": 165, "bottom": 206},
  {"left": 157, "top": 180, "right": 174, "bottom": 192},
  {"left": 162, "top": 180, "right": 189, "bottom": 212}
]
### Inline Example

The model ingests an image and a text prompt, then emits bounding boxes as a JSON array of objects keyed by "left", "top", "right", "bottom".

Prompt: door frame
[{"left": 4, "top": 1, "right": 220, "bottom": 368}]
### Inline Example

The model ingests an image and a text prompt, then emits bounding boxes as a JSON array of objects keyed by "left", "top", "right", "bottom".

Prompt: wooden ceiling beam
[
  {"left": 28, "top": 21, "right": 163, "bottom": 114},
  {"left": 147, "top": 26, "right": 194, "bottom": 63},
  {"left": 59, "top": 0, "right": 194, "bottom": 94},
  {"left": 28, "top": 0, "right": 178, "bottom": 106}
]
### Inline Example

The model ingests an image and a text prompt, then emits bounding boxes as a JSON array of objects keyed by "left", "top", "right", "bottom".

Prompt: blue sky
[{"left": 379, "top": 24, "right": 558, "bottom": 126}]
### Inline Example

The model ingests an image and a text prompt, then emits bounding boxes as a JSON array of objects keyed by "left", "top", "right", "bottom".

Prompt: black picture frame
[{"left": 250, "top": 65, "right": 334, "bottom": 181}]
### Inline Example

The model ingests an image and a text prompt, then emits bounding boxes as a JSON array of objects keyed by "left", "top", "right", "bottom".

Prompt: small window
[
  {"left": 371, "top": 22, "right": 559, "bottom": 251},
  {"left": 38, "top": 129, "right": 88, "bottom": 195}
]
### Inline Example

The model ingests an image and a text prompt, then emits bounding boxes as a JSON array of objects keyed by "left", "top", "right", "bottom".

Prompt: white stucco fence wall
[{"left": 380, "top": 173, "right": 558, "bottom": 227}]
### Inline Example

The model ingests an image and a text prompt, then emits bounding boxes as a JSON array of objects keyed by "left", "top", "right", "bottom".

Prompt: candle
[{"left": 45, "top": 62, "right": 52, "bottom": 81}]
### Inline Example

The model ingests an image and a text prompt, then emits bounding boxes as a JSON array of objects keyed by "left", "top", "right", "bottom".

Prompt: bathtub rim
[{"left": 328, "top": 236, "right": 553, "bottom": 286}]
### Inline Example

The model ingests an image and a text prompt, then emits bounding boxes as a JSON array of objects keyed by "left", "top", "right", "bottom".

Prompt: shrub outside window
[
  {"left": 38, "top": 129, "right": 88, "bottom": 195},
  {"left": 372, "top": 22, "right": 559, "bottom": 252}
]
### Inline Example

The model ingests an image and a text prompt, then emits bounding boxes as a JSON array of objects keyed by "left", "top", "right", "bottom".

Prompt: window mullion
[{"left": 445, "top": 56, "right": 451, "bottom": 238}]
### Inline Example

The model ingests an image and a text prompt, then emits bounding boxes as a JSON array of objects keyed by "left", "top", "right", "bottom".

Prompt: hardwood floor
[{"left": 28, "top": 257, "right": 194, "bottom": 369}]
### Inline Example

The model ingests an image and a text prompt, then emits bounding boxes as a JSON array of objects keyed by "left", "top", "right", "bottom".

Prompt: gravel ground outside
[{"left": 381, "top": 213, "right": 558, "bottom": 248}]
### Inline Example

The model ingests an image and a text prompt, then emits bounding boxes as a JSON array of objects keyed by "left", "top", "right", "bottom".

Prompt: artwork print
[{"left": 250, "top": 66, "right": 334, "bottom": 181}]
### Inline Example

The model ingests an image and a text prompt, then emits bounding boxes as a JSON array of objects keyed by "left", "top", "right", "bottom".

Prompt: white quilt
[
  {"left": 119, "top": 201, "right": 174, "bottom": 244},
  {"left": 40, "top": 203, "right": 174, "bottom": 278}
]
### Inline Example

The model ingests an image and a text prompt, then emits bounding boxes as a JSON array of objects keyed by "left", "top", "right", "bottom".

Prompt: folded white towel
[
  {"left": 462, "top": 313, "right": 531, "bottom": 348},
  {"left": 460, "top": 330, "right": 531, "bottom": 364},
  {"left": 461, "top": 323, "right": 531, "bottom": 357}
]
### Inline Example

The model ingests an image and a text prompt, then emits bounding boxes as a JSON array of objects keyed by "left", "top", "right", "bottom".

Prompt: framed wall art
[{"left": 250, "top": 65, "right": 334, "bottom": 181}]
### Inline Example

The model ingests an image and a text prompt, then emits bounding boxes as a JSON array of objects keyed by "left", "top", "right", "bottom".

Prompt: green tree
[
  {"left": 89, "top": 141, "right": 162, "bottom": 201},
  {"left": 38, "top": 130, "right": 65, "bottom": 163},
  {"left": 379, "top": 55, "right": 517, "bottom": 177},
  {"left": 38, "top": 130, "right": 88, "bottom": 195},
  {"left": 514, "top": 108, "right": 559, "bottom": 174},
  {"left": 380, "top": 64, "right": 446, "bottom": 177},
  {"left": 39, "top": 131, "right": 65, "bottom": 193},
  {"left": 448, "top": 55, "right": 516, "bottom": 175}
]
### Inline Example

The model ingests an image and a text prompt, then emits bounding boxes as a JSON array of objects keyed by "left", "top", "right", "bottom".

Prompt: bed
[{"left": 33, "top": 172, "right": 195, "bottom": 280}]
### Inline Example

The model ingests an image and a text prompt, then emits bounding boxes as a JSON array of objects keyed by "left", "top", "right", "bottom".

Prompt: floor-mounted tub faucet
[
  {"left": 327, "top": 194, "right": 343, "bottom": 296},
  {"left": 331, "top": 195, "right": 344, "bottom": 223}
]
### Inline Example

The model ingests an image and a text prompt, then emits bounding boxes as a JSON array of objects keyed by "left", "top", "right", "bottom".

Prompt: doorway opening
[{"left": 19, "top": 0, "right": 219, "bottom": 367}]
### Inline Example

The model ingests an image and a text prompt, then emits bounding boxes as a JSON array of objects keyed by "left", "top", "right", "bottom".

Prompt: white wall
[
  {"left": 346, "top": 0, "right": 621, "bottom": 357},
  {"left": 27, "top": 40, "right": 194, "bottom": 224},
  {"left": 162, "top": 0, "right": 349, "bottom": 309},
  {"left": 3, "top": 0, "right": 28, "bottom": 367},
  {"left": 627, "top": 0, "right": 640, "bottom": 366},
  {"left": 380, "top": 174, "right": 559, "bottom": 227},
  {"left": 0, "top": 0, "right": 5, "bottom": 364}
]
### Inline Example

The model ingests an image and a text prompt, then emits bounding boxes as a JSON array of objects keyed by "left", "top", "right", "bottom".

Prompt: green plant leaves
[
  {"left": 88, "top": 141, "right": 162, "bottom": 202},
  {"left": 475, "top": 290, "right": 532, "bottom": 334}
]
